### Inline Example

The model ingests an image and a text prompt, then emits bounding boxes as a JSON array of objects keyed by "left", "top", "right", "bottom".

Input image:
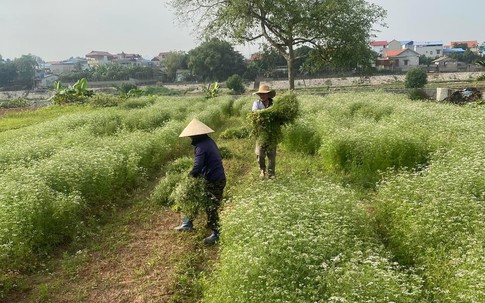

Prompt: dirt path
[{"left": 5, "top": 198, "right": 213, "bottom": 303}]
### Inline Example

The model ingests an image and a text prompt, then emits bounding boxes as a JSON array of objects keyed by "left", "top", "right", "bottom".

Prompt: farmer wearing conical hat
[
  {"left": 252, "top": 84, "right": 277, "bottom": 179},
  {"left": 175, "top": 118, "right": 226, "bottom": 245}
]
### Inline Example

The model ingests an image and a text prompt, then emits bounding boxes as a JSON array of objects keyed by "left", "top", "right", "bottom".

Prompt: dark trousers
[
  {"left": 205, "top": 178, "right": 226, "bottom": 232},
  {"left": 256, "top": 143, "right": 276, "bottom": 176}
]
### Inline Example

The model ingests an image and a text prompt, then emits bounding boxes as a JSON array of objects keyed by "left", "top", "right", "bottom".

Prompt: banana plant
[
  {"left": 202, "top": 82, "right": 219, "bottom": 98},
  {"left": 48, "top": 78, "right": 94, "bottom": 105}
]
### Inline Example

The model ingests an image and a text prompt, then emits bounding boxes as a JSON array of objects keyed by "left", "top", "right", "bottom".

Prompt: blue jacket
[{"left": 190, "top": 135, "right": 226, "bottom": 182}]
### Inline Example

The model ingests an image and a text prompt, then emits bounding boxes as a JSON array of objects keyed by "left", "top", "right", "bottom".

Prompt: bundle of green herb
[
  {"left": 249, "top": 92, "right": 300, "bottom": 146},
  {"left": 151, "top": 157, "right": 193, "bottom": 206},
  {"left": 170, "top": 176, "right": 209, "bottom": 218}
]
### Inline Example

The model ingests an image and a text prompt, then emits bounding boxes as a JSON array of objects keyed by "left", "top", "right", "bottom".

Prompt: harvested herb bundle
[
  {"left": 170, "top": 176, "right": 209, "bottom": 218},
  {"left": 151, "top": 157, "right": 193, "bottom": 206},
  {"left": 249, "top": 92, "right": 300, "bottom": 146}
]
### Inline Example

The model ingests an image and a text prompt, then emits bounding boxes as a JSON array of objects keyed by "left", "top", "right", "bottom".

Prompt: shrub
[
  {"left": 89, "top": 93, "right": 125, "bottom": 107},
  {"left": 115, "top": 83, "right": 138, "bottom": 95},
  {"left": 118, "top": 97, "right": 155, "bottom": 109},
  {"left": 282, "top": 120, "right": 321, "bottom": 155},
  {"left": 0, "top": 98, "right": 30, "bottom": 109},
  {"left": 218, "top": 146, "right": 233, "bottom": 159},
  {"left": 225, "top": 74, "right": 245, "bottom": 94},
  {"left": 405, "top": 68, "right": 428, "bottom": 88},
  {"left": 220, "top": 126, "right": 250, "bottom": 139},
  {"left": 408, "top": 88, "right": 429, "bottom": 100}
]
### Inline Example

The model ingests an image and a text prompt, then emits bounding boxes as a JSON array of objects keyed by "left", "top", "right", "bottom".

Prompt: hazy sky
[{"left": 2, "top": 0, "right": 484, "bottom": 62}]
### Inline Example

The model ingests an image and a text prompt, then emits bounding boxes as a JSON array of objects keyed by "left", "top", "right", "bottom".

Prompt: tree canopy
[
  {"left": 187, "top": 38, "right": 246, "bottom": 82},
  {"left": 170, "top": 0, "right": 386, "bottom": 89},
  {"left": 162, "top": 51, "right": 188, "bottom": 82}
]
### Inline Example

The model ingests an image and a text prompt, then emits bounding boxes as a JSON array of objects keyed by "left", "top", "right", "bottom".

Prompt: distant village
[
  {"left": 371, "top": 39, "right": 484, "bottom": 71},
  {"left": 35, "top": 39, "right": 485, "bottom": 88}
]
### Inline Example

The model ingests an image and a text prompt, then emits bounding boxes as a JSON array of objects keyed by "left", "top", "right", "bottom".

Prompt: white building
[{"left": 409, "top": 41, "right": 443, "bottom": 58}]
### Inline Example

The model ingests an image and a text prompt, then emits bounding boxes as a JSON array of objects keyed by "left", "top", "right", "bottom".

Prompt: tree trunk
[{"left": 287, "top": 46, "right": 295, "bottom": 90}]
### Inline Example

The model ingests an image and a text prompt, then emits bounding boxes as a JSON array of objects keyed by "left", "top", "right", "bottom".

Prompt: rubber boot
[
  {"left": 174, "top": 217, "right": 194, "bottom": 231},
  {"left": 203, "top": 230, "right": 219, "bottom": 245}
]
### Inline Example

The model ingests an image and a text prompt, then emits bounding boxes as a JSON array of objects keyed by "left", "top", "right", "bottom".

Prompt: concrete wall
[{"left": 1, "top": 71, "right": 484, "bottom": 101}]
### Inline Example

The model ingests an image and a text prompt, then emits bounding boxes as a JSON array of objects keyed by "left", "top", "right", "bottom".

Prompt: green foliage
[
  {"left": 152, "top": 157, "right": 193, "bottom": 206},
  {"left": 418, "top": 55, "right": 434, "bottom": 66},
  {"left": 404, "top": 68, "right": 428, "bottom": 88},
  {"left": 172, "top": 0, "right": 386, "bottom": 88},
  {"left": 407, "top": 88, "right": 429, "bottom": 100},
  {"left": 0, "top": 98, "right": 30, "bottom": 109},
  {"left": 0, "top": 96, "right": 233, "bottom": 274},
  {"left": 220, "top": 126, "right": 250, "bottom": 139},
  {"left": 203, "top": 177, "right": 424, "bottom": 303},
  {"left": 116, "top": 82, "right": 138, "bottom": 95},
  {"left": 145, "top": 85, "right": 182, "bottom": 96},
  {"left": 282, "top": 120, "right": 321, "bottom": 155},
  {"left": 225, "top": 74, "right": 245, "bottom": 94},
  {"left": 201, "top": 82, "right": 219, "bottom": 99},
  {"left": 188, "top": 38, "right": 246, "bottom": 82},
  {"left": 374, "top": 149, "right": 485, "bottom": 302},
  {"left": 118, "top": 97, "right": 155, "bottom": 109},
  {"left": 218, "top": 146, "right": 233, "bottom": 159},
  {"left": 170, "top": 176, "right": 209, "bottom": 218},
  {"left": 162, "top": 51, "right": 188, "bottom": 82},
  {"left": 49, "top": 78, "right": 95, "bottom": 105},
  {"left": 248, "top": 92, "right": 300, "bottom": 146},
  {"left": 88, "top": 93, "right": 125, "bottom": 108}
]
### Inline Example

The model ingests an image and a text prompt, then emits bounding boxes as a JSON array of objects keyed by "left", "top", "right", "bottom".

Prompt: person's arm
[{"left": 189, "top": 145, "right": 205, "bottom": 178}]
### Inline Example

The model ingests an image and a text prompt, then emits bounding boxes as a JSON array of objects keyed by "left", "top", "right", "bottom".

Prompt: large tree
[
  {"left": 187, "top": 38, "right": 246, "bottom": 81},
  {"left": 162, "top": 51, "right": 188, "bottom": 82},
  {"left": 170, "top": 0, "right": 386, "bottom": 89},
  {"left": 14, "top": 54, "right": 38, "bottom": 89}
]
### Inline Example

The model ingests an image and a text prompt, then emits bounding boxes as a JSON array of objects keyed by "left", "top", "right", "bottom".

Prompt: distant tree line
[
  {"left": 2, "top": 37, "right": 484, "bottom": 91},
  {"left": 0, "top": 54, "right": 39, "bottom": 90}
]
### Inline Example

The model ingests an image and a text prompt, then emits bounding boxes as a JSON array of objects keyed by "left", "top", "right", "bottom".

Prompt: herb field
[{"left": 0, "top": 92, "right": 483, "bottom": 302}]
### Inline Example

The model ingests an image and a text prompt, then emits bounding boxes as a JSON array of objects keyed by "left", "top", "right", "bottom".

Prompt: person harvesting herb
[
  {"left": 250, "top": 85, "right": 300, "bottom": 180},
  {"left": 174, "top": 118, "right": 226, "bottom": 245},
  {"left": 252, "top": 84, "right": 277, "bottom": 179}
]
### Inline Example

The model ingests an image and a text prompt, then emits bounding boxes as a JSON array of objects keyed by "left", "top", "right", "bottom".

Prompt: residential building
[
  {"left": 85, "top": 51, "right": 115, "bottom": 67},
  {"left": 370, "top": 40, "right": 388, "bottom": 56},
  {"left": 432, "top": 56, "right": 459, "bottom": 72},
  {"left": 113, "top": 52, "right": 152, "bottom": 67},
  {"left": 43, "top": 57, "right": 88, "bottom": 75},
  {"left": 409, "top": 41, "right": 443, "bottom": 58},
  {"left": 386, "top": 40, "right": 412, "bottom": 51},
  {"left": 377, "top": 49, "right": 420, "bottom": 71}
]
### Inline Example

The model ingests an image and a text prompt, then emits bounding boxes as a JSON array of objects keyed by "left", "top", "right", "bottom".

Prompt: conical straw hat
[{"left": 179, "top": 118, "right": 215, "bottom": 137}]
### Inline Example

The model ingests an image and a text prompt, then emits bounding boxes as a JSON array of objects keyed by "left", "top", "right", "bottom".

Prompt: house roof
[
  {"left": 400, "top": 40, "right": 413, "bottom": 45},
  {"left": 450, "top": 40, "right": 478, "bottom": 48},
  {"left": 86, "top": 51, "right": 114, "bottom": 57},
  {"left": 386, "top": 50, "right": 404, "bottom": 57},
  {"left": 413, "top": 41, "right": 443, "bottom": 46},
  {"left": 432, "top": 56, "right": 457, "bottom": 63},
  {"left": 386, "top": 49, "right": 420, "bottom": 58},
  {"left": 443, "top": 48, "right": 466, "bottom": 53},
  {"left": 370, "top": 40, "right": 388, "bottom": 46}
]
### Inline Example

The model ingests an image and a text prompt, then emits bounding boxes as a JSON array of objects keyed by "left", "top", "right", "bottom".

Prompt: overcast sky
[{"left": 1, "top": 0, "right": 484, "bottom": 62}]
